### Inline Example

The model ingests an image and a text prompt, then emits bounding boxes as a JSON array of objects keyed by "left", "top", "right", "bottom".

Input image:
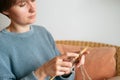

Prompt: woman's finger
[{"left": 76, "top": 55, "right": 85, "bottom": 68}]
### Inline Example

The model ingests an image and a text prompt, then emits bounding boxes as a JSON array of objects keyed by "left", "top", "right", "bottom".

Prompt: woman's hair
[{"left": 0, "top": 0, "right": 16, "bottom": 13}]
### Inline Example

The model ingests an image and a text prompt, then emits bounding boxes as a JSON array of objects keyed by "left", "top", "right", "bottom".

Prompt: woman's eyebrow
[{"left": 15, "top": 0, "right": 26, "bottom": 4}]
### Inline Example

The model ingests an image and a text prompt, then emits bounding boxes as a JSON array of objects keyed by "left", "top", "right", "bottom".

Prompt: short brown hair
[{"left": 0, "top": 0, "right": 16, "bottom": 13}]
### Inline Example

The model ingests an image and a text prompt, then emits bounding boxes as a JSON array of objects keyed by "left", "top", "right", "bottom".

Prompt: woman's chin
[{"left": 28, "top": 19, "right": 36, "bottom": 24}]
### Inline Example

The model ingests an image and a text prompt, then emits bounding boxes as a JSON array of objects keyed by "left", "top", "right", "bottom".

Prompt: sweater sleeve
[
  {"left": 54, "top": 71, "right": 75, "bottom": 80},
  {"left": 0, "top": 55, "right": 38, "bottom": 80},
  {"left": 0, "top": 72, "right": 38, "bottom": 80},
  {"left": 20, "top": 72, "right": 38, "bottom": 80}
]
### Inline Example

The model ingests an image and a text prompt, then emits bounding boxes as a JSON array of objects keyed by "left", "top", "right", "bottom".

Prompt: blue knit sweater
[{"left": 0, "top": 25, "right": 74, "bottom": 80}]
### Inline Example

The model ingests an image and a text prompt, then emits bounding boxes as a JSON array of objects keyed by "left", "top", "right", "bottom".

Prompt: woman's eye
[
  {"left": 19, "top": 2, "right": 26, "bottom": 7},
  {"left": 31, "top": 0, "right": 36, "bottom": 2}
]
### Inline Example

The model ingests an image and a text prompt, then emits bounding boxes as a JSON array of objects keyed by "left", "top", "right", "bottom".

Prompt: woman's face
[{"left": 5, "top": 0, "right": 36, "bottom": 26}]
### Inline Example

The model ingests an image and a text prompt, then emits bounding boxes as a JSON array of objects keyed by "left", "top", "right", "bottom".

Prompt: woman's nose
[{"left": 28, "top": 2, "right": 36, "bottom": 13}]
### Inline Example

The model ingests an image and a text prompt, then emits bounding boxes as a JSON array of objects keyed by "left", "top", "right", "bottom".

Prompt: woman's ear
[{"left": 2, "top": 10, "right": 9, "bottom": 16}]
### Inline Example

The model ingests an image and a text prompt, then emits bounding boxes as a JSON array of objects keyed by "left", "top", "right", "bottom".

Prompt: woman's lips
[{"left": 28, "top": 14, "right": 36, "bottom": 19}]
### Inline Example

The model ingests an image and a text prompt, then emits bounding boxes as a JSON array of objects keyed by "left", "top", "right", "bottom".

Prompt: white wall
[{"left": 0, "top": 0, "right": 120, "bottom": 46}]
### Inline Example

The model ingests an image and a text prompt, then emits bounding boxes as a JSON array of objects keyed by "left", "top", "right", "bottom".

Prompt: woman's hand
[
  {"left": 44, "top": 53, "right": 79, "bottom": 76},
  {"left": 74, "top": 51, "right": 89, "bottom": 68},
  {"left": 34, "top": 52, "right": 79, "bottom": 79}
]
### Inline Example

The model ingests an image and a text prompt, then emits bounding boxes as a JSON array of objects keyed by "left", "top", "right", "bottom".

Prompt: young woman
[{"left": 0, "top": 0, "right": 86, "bottom": 80}]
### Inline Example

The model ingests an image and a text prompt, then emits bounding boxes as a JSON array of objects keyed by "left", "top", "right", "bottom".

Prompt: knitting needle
[
  {"left": 49, "top": 47, "right": 88, "bottom": 80},
  {"left": 49, "top": 76, "right": 55, "bottom": 80},
  {"left": 72, "top": 47, "right": 88, "bottom": 65}
]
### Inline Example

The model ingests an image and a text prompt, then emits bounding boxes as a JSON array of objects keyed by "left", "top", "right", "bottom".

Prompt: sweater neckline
[{"left": 2, "top": 25, "right": 34, "bottom": 38}]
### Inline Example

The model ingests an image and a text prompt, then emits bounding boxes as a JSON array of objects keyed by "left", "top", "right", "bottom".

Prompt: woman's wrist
[{"left": 34, "top": 65, "right": 47, "bottom": 80}]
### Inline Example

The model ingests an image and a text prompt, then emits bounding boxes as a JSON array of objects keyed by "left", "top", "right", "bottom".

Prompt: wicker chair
[{"left": 55, "top": 40, "right": 120, "bottom": 76}]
